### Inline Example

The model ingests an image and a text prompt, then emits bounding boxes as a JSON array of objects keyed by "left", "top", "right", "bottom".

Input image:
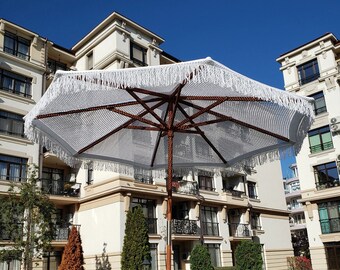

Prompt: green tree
[
  {"left": 235, "top": 241, "right": 263, "bottom": 270},
  {"left": 59, "top": 226, "right": 84, "bottom": 270},
  {"left": 0, "top": 165, "right": 57, "bottom": 270},
  {"left": 190, "top": 244, "right": 214, "bottom": 270},
  {"left": 121, "top": 205, "right": 151, "bottom": 270}
]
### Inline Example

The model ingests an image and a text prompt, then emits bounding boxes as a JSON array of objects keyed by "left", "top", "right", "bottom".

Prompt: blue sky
[{"left": 2, "top": 0, "right": 340, "bottom": 178}]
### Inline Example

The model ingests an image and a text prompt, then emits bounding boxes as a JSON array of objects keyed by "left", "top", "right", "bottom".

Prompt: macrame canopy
[{"left": 24, "top": 57, "right": 314, "bottom": 270}]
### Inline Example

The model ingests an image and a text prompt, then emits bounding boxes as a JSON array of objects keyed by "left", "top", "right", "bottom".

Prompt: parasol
[{"left": 24, "top": 57, "right": 314, "bottom": 270}]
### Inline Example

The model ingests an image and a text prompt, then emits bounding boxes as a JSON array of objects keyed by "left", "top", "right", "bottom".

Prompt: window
[
  {"left": 41, "top": 167, "right": 64, "bottom": 195},
  {"left": 247, "top": 181, "right": 258, "bottom": 199},
  {"left": 4, "top": 31, "right": 30, "bottom": 60},
  {"left": 250, "top": 212, "right": 262, "bottom": 230},
  {"left": 198, "top": 174, "right": 214, "bottom": 191},
  {"left": 150, "top": 243, "right": 158, "bottom": 270},
  {"left": 314, "top": 162, "right": 339, "bottom": 189},
  {"left": 0, "top": 110, "right": 25, "bottom": 137},
  {"left": 130, "top": 42, "right": 147, "bottom": 66},
  {"left": 205, "top": 244, "right": 221, "bottom": 267},
  {"left": 131, "top": 197, "right": 157, "bottom": 234},
  {"left": 43, "top": 251, "right": 62, "bottom": 270},
  {"left": 308, "top": 126, "right": 333, "bottom": 153},
  {"left": 0, "top": 256, "right": 21, "bottom": 270},
  {"left": 0, "top": 154, "right": 27, "bottom": 181},
  {"left": 297, "top": 59, "right": 320, "bottom": 85},
  {"left": 201, "top": 206, "right": 219, "bottom": 236},
  {"left": 325, "top": 243, "right": 340, "bottom": 270},
  {"left": 309, "top": 92, "right": 326, "bottom": 115},
  {"left": 0, "top": 69, "right": 32, "bottom": 98},
  {"left": 318, "top": 201, "right": 340, "bottom": 234},
  {"left": 87, "top": 52, "right": 93, "bottom": 70},
  {"left": 47, "top": 59, "right": 68, "bottom": 74}
]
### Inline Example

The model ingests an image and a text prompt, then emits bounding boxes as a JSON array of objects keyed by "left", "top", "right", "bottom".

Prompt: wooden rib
[
  {"left": 175, "top": 97, "right": 228, "bottom": 128},
  {"left": 178, "top": 118, "right": 232, "bottom": 130},
  {"left": 180, "top": 96, "right": 264, "bottom": 101},
  {"left": 125, "top": 126, "right": 161, "bottom": 131},
  {"left": 180, "top": 100, "right": 290, "bottom": 143},
  {"left": 126, "top": 89, "right": 167, "bottom": 128},
  {"left": 36, "top": 98, "right": 162, "bottom": 119},
  {"left": 177, "top": 104, "right": 228, "bottom": 165},
  {"left": 78, "top": 100, "right": 166, "bottom": 154},
  {"left": 109, "top": 108, "right": 163, "bottom": 129},
  {"left": 126, "top": 87, "right": 169, "bottom": 98}
]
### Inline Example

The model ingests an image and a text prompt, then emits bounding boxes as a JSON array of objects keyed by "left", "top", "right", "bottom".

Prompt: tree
[
  {"left": 59, "top": 226, "right": 84, "bottom": 270},
  {"left": 121, "top": 205, "right": 151, "bottom": 270},
  {"left": 235, "top": 240, "right": 263, "bottom": 270},
  {"left": 0, "top": 165, "right": 57, "bottom": 270},
  {"left": 190, "top": 244, "right": 214, "bottom": 270}
]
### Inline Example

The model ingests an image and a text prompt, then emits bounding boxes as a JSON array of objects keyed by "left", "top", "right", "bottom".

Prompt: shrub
[
  {"left": 190, "top": 244, "right": 214, "bottom": 270},
  {"left": 287, "top": 256, "right": 312, "bottom": 270},
  {"left": 235, "top": 241, "right": 263, "bottom": 270}
]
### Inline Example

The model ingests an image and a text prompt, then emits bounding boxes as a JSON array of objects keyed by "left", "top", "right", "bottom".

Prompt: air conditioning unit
[{"left": 330, "top": 117, "right": 340, "bottom": 132}]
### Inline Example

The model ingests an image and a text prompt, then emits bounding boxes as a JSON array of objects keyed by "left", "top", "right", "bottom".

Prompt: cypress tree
[
  {"left": 190, "top": 244, "right": 214, "bottom": 270},
  {"left": 121, "top": 205, "right": 151, "bottom": 270},
  {"left": 59, "top": 226, "right": 84, "bottom": 270},
  {"left": 235, "top": 240, "right": 263, "bottom": 270}
]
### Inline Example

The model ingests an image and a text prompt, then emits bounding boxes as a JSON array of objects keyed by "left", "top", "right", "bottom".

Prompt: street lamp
[{"left": 142, "top": 258, "right": 151, "bottom": 270}]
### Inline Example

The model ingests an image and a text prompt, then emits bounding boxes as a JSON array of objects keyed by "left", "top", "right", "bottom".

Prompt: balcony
[
  {"left": 223, "top": 188, "right": 245, "bottom": 198},
  {"left": 146, "top": 218, "right": 157, "bottom": 234},
  {"left": 39, "top": 179, "right": 81, "bottom": 197},
  {"left": 172, "top": 180, "right": 199, "bottom": 195},
  {"left": 316, "top": 179, "right": 340, "bottom": 190},
  {"left": 229, "top": 223, "right": 251, "bottom": 238},
  {"left": 310, "top": 141, "right": 333, "bottom": 154},
  {"left": 172, "top": 219, "right": 199, "bottom": 235},
  {"left": 0, "top": 174, "right": 27, "bottom": 182},
  {"left": 53, "top": 223, "right": 80, "bottom": 241},
  {"left": 134, "top": 173, "right": 153, "bottom": 185},
  {"left": 0, "top": 222, "right": 23, "bottom": 241},
  {"left": 320, "top": 218, "right": 340, "bottom": 234}
]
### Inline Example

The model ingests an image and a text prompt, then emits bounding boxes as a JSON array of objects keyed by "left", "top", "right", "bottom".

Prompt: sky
[{"left": 2, "top": 0, "right": 340, "bottom": 178}]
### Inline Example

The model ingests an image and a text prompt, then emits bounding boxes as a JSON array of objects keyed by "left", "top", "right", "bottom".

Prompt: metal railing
[
  {"left": 134, "top": 173, "right": 153, "bottom": 184},
  {"left": 320, "top": 218, "right": 340, "bottom": 234},
  {"left": 172, "top": 180, "right": 199, "bottom": 195},
  {"left": 310, "top": 141, "right": 333, "bottom": 153},
  {"left": 314, "top": 106, "right": 327, "bottom": 116},
  {"left": 4, "top": 47, "right": 30, "bottom": 61},
  {"left": 53, "top": 223, "right": 81, "bottom": 241},
  {"left": 39, "top": 179, "right": 81, "bottom": 197},
  {"left": 223, "top": 188, "right": 245, "bottom": 197},
  {"left": 228, "top": 223, "right": 251, "bottom": 237},
  {"left": 172, "top": 219, "right": 199, "bottom": 235},
  {"left": 0, "top": 174, "right": 27, "bottom": 182},
  {"left": 316, "top": 179, "right": 340, "bottom": 190}
]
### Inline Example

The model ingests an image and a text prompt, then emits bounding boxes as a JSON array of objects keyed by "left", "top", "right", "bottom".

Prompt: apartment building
[
  {"left": 0, "top": 12, "right": 293, "bottom": 270},
  {"left": 283, "top": 164, "right": 309, "bottom": 257},
  {"left": 277, "top": 33, "right": 340, "bottom": 270}
]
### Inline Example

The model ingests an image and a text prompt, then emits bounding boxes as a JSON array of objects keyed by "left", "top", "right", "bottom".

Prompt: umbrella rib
[
  {"left": 125, "top": 89, "right": 167, "bottom": 128},
  {"left": 181, "top": 96, "right": 264, "bottom": 101},
  {"left": 126, "top": 87, "right": 168, "bottom": 98},
  {"left": 180, "top": 100, "right": 290, "bottom": 143},
  {"left": 36, "top": 98, "right": 162, "bottom": 119},
  {"left": 179, "top": 118, "right": 232, "bottom": 129},
  {"left": 126, "top": 126, "right": 160, "bottom": 131},
  {"left": 109, "top": 108, "right": 164, "bottom": 129},
  {"left": 177, "top": 104, "right": 228, "bottom": 165},
  {"left": 78, "top": 100, "right": 166, "bottom": 154},
  {"left": 175, "top": 97, "right": 228, "bottom": 128}
]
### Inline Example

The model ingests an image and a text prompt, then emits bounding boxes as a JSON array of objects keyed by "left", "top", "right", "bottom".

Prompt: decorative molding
[{"left": 302, "top": 50, "right": 308, "bottom": 58}]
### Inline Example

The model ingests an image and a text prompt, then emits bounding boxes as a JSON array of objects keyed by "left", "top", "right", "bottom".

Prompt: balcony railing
[
  {"left": 172, "top": 219, "right": 199, "bottom": 235},
  {"left": 146, "top": 218, "right": 157, "bottom": 234},
  {"left": 172, "top": 180, "right": 199, "bottom": 195},
  {"left": 0, "top": 222, "right": 23, "bottom": 241},
  {"left": 314, "top": 106, "right": 327, "bottom": 116},
  {"left": 223, "top": 188, "right": 245, "bottom": 198},
  {"left": 228, "top": 223, "right": 251, "bottom": 237},
  {"left": 134, "top": 173, "right": 153, "bottom": 184},
  {"left": 316, "top": 179, "right": 340, "bottom": 190},
  {"left": 53, "top": 223, "right": 80, "bottom": 241},
  {"left": 299, "top": 73, "right": 320, "bottom": 86},
  {"left": 0, "top": 174, "right": 27, "bottom": 182},
  {"left": 310, "top": 141, "right": 333, "bottom": 153},
  {"left": 320, "top": 218, "right": 340, "bottom": 234},
  {"left": 201, "top": 221, "right": 219, "bottom": 236},
  {"left": 39, "top": 179, "right": 81, "bottom": 197}
]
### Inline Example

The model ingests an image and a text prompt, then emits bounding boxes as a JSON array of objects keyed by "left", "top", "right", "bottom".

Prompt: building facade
[
  {"left": 283, "top": 164, "right": 309, "bottom": 257},
  {"left": 0, "top": 12, "right": 293, "bottom": 270},
  {"left": 277, "top": 33, "right": 340, "bottom": 270}
]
